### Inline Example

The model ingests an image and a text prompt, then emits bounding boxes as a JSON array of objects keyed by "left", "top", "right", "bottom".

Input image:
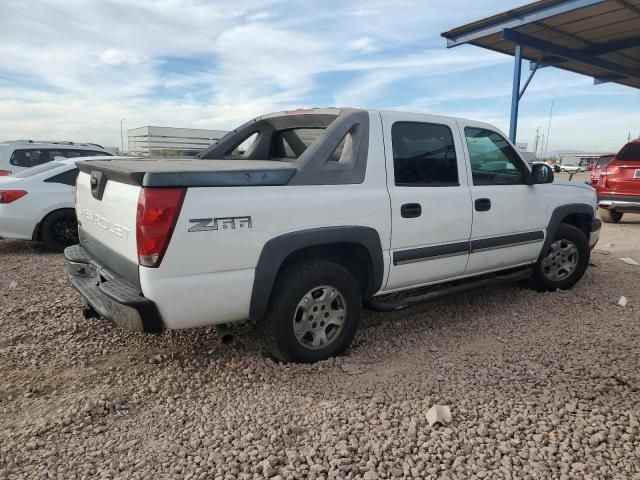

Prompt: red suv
[{"left": 594, "top": 140, "right": 640, "bottom": 223}]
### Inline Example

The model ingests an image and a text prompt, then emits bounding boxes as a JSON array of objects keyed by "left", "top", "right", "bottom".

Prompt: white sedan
[
  {"left": 560, "top": 164, "right": 587, "bottom": 173},
  {"left": 0, "top": 156, "right": 123, "bottom": 251}
]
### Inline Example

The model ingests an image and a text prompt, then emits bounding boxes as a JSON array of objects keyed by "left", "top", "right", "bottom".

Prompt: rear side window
[
  {"left": 44, "top": 168, "right": 79, "bottom": 186},
  {"left": 465, "top": 128, "right": 527, "bottom": 185},
  {"left": 616, "top": 143, "right": 640, "bottom": 162},
  {"left": 10, "top": 149, "right": 50, "bottom": 167},
  {"left": 392, "top": 122, "right": 458, "bottom": 186}
]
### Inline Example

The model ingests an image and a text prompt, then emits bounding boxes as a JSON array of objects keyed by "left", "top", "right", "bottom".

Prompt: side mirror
[{"left": 531, "top": 163, "right": 554, "bottom": 184}]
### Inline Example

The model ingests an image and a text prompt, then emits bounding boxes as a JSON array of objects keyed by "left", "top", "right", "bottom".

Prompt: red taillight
[
  {"left": 0, "top": 170, "right": 12, "bottom": 176},
  {"left": 0, "top": 190, "right": 27, "bottom": 204},
  {"left": 136, "top": 187, "right": 186, "bottom": 268}
]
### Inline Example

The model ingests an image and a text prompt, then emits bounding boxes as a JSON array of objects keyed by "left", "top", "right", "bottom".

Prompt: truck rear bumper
[
  {"left": 598, "top": 195, "right": 640, "bottom": 213},
  {"left": 64, "top": 245, "right": 163, "bottom": 332}
]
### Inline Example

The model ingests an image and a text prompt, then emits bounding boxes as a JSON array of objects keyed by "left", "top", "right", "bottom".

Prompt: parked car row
[
  {"left": 0, "top": 156, "right": 125, "bottom": 250},
  {"left": 0, "top": 140, "right": 112, "bottom": 176}
]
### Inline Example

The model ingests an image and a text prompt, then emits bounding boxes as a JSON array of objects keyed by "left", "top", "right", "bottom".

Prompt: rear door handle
[
  {"left": 401, "top": 203, "right": 422, "bottom": 218},
  {"left": 475, "top": 198, "right": 491, "bottom": 212}
]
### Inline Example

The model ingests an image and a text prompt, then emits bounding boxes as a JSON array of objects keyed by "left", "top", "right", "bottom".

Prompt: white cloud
[
  {"left": 99, "top": 49, "right": 148, "bottom": 66},
  {"left": 0, "top": 0, "right": 637, "bottom": 152},
  {"left": 347, "top": 37, "right": 377, "bottom": 54}
]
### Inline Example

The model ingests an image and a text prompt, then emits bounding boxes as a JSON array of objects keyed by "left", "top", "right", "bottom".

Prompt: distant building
[
  {"left": 515, "top": 142, "right": 534, "bottom": 162},
  {"left": 128, "top": 126, "right": 228, "bottom": 157},
  {"left": 558, "top": 152, "right": 613, "bottom": 167}
]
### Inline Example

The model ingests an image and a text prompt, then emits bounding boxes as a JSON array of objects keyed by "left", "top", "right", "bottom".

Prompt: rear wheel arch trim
[
  {"left": 250, "top": 226, "right": 384, "bottom": 322},
  {"left": 538, "top": 203, "right": 594, "bottom": 262},
  {"left": 33, "top": 207, "right": 76, "bottom": 241}
]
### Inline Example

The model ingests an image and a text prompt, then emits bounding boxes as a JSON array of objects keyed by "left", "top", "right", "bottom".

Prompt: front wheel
[
  {"left": 259, "top": 259, "right": 362, "bottom": 363},
  {"left": 531, "top": 223, "right": 589, "bottom": 291},
  {"left": 40, "top": 209, "right": 79, "bottom": 252},
  {"left": 600, "top": 209, "right": 623, "bottom": 223}
]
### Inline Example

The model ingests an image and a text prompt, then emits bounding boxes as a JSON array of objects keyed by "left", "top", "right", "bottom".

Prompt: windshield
[
  {"left": 12, "top": 161, "right": 64, "bottom": 178},
  {"left": 616, "top": 143, "right": 640, "bottom": 162}
]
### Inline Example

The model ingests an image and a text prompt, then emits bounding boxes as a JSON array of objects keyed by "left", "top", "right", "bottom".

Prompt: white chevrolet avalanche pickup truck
[{"left": 65, "top": 108, "right": 601, "bottom": 362}]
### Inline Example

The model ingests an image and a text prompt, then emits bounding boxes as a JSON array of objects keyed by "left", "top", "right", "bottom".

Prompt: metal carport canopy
[{"left": 441, "top": 0, "right": 640, "bottom": 142}]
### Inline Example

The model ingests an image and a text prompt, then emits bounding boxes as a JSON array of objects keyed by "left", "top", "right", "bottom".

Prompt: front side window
[
  {"left": 10, "top": 149, "right": 49, "bottom": 167},
  {"left": 465, "top": 128, "right": 527, "bottom": 185},
  {"left": 392, "top": 122, "right": 458, "bottom": 186}
]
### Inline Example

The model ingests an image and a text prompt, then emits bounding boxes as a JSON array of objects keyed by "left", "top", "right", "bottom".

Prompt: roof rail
[{"left": 2, "top": 139, "right": 105, "bottom": 148}]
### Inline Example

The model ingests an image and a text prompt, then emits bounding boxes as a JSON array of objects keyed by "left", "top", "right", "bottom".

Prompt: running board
[{"left": 365, "top": 269, "right": 532, "bottom": 312}]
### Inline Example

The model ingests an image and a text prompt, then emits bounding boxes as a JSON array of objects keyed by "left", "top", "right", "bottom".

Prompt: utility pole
[
  {"left": 540, "top": 133, "right": 545, "bottom": 160},
  {"left": 533, "top": 127, "right": 541, "bottom": 160},
  {"left": 544, "top": 100, "right": 554, "bottom": 158}
]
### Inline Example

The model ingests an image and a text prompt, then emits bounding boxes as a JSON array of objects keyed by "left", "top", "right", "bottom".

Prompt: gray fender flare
[
  {"left": 538, "top": 203, "right": 594, "bottom": 262},
  {"left": 250, "top": 226, "right": 384, "bottom": 322}
]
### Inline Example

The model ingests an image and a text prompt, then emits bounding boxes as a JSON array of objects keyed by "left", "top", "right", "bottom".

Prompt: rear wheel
[
  {"left": 599, "top": 209, "right": 623, "bottom": 223},
  {"left": 40, "top": 209, "right": 79, "bottom": 252},
  {"left": 259, "top": 259, "right": 362, "bottom": 363},
  {"left": 531, "top": 223, "right": 589, "bottom": 291}
]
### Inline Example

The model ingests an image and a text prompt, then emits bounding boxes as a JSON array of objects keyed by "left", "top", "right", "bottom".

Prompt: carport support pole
[{"left": 509, "top": 44, "right": 523, "bottom": 143}]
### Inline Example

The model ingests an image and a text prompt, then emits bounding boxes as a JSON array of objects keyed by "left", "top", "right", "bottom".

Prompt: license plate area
[{"left": 634, "top": 169, "right": 640, "bottom": 179}]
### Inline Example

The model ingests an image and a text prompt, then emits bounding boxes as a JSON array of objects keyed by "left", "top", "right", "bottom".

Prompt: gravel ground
[{"left": 1, "top": 215, "right": 639, "bottom": 479}]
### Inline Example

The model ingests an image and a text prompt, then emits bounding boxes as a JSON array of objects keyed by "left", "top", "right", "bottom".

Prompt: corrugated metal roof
[{"left": 442, "top": 0, "right": 640, "bottom": 90}]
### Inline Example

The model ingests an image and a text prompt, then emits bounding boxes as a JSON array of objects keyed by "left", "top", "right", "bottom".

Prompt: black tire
[
  {"left": 531, "top": 223, "right": 590, "bottom": 291},
  {"left": 40, "top": 209, "right": 79, "bottom": 252},
  {"left": 599, "top": 209, "right": 623, "bottom": 224},
  {"left": 258, "top": 259, "right": 362, "bottom": 363}
]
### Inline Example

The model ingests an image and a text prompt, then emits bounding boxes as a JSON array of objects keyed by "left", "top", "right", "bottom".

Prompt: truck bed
[{"left": 76, "top": 158, "right": 297, "bottom": 187}]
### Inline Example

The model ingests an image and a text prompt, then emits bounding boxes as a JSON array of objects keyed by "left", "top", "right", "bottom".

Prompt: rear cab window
[{"left": 391, "top": 122, "right": 458, "bottom": 186}]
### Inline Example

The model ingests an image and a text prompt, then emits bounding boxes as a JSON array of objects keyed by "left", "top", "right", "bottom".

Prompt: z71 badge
[{"left": 188, "top": 216, "right": 252, "bottom": 232}]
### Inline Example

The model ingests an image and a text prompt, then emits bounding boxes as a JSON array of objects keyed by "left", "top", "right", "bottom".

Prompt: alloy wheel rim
[
  {"left": 541, "top": 239, "right": 579, "bottom": 281},
  {"left": 51, "top": 218, "right": 78, "bottom": 247},
  {"left": 292, "top": 285, "right": 346, "bottom": 350}
]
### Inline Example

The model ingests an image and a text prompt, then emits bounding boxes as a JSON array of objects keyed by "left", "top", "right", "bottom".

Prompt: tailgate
[
  {"left": 75, "top": 170, "right": 141, "bottom": 283},
  {"left": 605, "top": 162, "right": 640, "bottom": 195}
]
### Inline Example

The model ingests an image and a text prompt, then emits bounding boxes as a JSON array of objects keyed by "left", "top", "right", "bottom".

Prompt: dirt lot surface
[{"left": 1, "top": 209, "right": 639, "bottom": 479}]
